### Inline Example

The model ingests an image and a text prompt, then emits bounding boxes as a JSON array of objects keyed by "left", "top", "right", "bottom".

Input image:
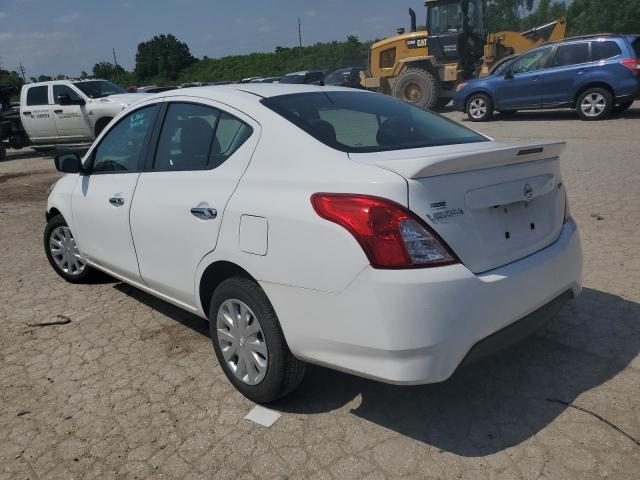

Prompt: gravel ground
[{"left": 1, "top": 103, "right": 639, "bottom": 479}]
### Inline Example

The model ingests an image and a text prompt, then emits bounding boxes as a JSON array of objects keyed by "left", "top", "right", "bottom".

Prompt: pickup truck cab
[{"left": 19, "top": 79, "right": 146, "bottom": 145}]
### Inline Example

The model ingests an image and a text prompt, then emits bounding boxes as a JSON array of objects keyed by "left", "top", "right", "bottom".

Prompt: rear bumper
[{"left": 262, "top": 219, "right": 582, "bottom": 384}]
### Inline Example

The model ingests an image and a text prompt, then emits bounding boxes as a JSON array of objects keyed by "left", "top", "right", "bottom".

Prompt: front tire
[
  {"left": 393, "top": 68, "right": 440, "bottom": 110},
  {"left": 44, "top": 214, "right": 96, "bottom": 283},
  {"left": 577, "top": 88, "right": 613, "bottom": 120},
  {"left": 466, "top": 94, "right": 494, "bottom": 122},
  {"left": 209, "top": 276, "right": 306, "bottom": 403}
]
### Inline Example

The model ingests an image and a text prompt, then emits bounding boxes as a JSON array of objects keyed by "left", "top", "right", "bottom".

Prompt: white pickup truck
[{"left": 0, "top": 79, "right": 147, "bottom": 160}]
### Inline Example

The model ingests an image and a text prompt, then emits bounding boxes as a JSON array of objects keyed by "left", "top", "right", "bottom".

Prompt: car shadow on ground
[
  {"left": 461, "top": 107, "right": 640, "bottom": 123},
  {"left": 113, "top": 283, "right": 639, "bottom": 456}
]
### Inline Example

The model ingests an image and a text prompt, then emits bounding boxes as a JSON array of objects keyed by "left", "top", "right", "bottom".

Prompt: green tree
[
  {"left": 0, "top": 69, "right": 25, "bottom": 91},
  {"left": 134, "top": 34, "right": 196, "bottom": 82},
  {"left": 520, "top": 0, "right": 567, "bottom": 31},
  {"left": 37, "top": 75, "right": 53, "bottom": 82},
  {"left": 92, "top": 62, "right": 126, "bottom": 81},
  {"left": 567, "top": 0, "right": 640, "bottom": 35},
  {"left": 485, "top": 0, "right": 536, "bottom": 32}
]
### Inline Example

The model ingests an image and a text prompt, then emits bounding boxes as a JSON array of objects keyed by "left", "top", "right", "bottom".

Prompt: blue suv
[{"left": 453, "top": 34, "right": 640, "bottom": 121}]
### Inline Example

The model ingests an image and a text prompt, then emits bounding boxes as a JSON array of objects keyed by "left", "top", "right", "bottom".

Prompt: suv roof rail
[{"left": 547, "top": 33, "right": 624, "bottom": 45}]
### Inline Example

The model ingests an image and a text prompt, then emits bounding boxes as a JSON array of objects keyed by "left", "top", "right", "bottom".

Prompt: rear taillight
[
  {"left": 311, "top": 193, "right": 459, "bottom": 269},
  {"left": 621, "top": 58, "right": 640, "bottom": 75}
]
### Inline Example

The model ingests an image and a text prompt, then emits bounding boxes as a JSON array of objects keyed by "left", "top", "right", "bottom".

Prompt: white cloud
[
  {"left": 54, "top": 13, "right": 81, "bottom": 24},
  {"left": 306, "top": 10, "right": 318, "bottom": 18},
  {"left": 0, "top": 12, "right": 7, "bottom": 20},
  {"left": 235, "top": 17, "right": 269, "bottom": 26}
]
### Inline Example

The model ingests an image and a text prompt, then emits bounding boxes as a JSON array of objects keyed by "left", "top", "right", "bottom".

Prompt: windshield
[
  {"left": 262, "top": 91, "right": 486, "bottom": 153},
  {"left": 279, "top": 74, "right": 305, "bottom": 84},
  {"left": 428, "top": 0, "right": 484, "bottom": 36},
  {"left": 73, "top": 80, "right": 127, "bottom": 98}
]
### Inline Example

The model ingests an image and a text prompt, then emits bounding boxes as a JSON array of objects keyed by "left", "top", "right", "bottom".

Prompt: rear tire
[
  {"left": 576, "top": 88, "right": 613, "bottom": 121},
  {"left": 393, "top": 68, "right": 440, "bottom": 110},
  {"left": 613, "top": 101, "right": 633, "bottom": 113},
  {"left": 466, "top": 94, "right": 494, "bottom": 122},
  {"left": 209, "top": 276, "right": 306, "bottom": 403},
  {"left": 44, "top": 214, "right": 97, "bottom": 283}
]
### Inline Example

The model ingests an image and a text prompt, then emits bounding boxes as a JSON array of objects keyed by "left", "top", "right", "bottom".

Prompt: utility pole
[
  {"left": 18, "top": 63, "right": 26, "bottom": 82},
  {"left": 112, "top": 48, "right": 120, "bottom": 83},
  {"left": 298, "top": 17, "right": 303, "bottom": 66}
]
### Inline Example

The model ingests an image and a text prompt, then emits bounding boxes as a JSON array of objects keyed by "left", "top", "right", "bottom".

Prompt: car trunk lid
[{"left": 349, "top": 141, "right": 567, "bottom": 273}]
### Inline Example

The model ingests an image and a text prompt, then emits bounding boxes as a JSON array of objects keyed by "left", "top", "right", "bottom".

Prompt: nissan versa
[{"left": 45, "top": 85, "right": 583, "bottom": 402}]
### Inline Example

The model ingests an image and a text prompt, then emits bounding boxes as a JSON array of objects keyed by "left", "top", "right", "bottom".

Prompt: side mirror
[
  {"left": 54, "top": 152, "right": 84, "bottom": 174},
  {"left": 57, "top": 93, "right": 85, "bottom": 106}
]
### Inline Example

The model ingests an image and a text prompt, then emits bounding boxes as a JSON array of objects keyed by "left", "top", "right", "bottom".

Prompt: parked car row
[{"left": 453, "top": 34, "right": 640, "bottom": 121}]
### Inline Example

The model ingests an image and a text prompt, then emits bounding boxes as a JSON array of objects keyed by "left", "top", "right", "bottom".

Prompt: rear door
[
  {"left": 495, "top": 47, "right": 552, "bottom": 109},
  {"left": 129, "top": 98, "right": 258, "bottom": 306},
  {"left": 20, "top": 85, "right": 58, "bottom": 141},
  {"left": 542, "top": 41, "right": 592, "bottom": 107},
  {"left": 52, "top": 84, "right": 92, "bottom": 140}
]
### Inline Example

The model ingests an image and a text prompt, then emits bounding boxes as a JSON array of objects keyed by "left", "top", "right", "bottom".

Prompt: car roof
[
  {"left": 161, "top": 83, "right": 363, "bottom": 100},
  {"left": 543, "top": 33, "right": 634, "bottom": 47}
]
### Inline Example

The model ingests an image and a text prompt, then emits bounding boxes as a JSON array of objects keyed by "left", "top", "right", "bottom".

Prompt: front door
[
  {"left": 52, "top": 84, "right": 92, "bottom": 140},
  {"left": 129, "top": 99, "right": 258, "bottom": 306},
  {"left": 495, "top": 47, "right": 552, "bottom": 110},
  {"left": 20, "top": 85, "right": 58, "bottom": 142},
  {"left": 72, "top": 103, "right": 160, "bottom": 282}
]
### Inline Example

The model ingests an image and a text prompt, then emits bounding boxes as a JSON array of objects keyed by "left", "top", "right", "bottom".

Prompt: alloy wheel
[
  {"left": 581, "top": 93, "right": 606, "bottom": 118},
  {"left": 49, "top": 226, "right": 86, "bottom": 276},
  {"left": 216, "top": 298, "right": 268, "bottom": 385},
  {"left": 469, "top": 98, "right": 488, "bottom": 119}
]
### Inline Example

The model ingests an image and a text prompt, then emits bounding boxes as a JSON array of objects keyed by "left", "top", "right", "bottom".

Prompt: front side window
[
  {"left": 262, "top": 91, "right": 486, "bottom": 153},
  {"left": 551, "top": 43, "right": 590, "bottom": 68},
  {"left": 511, "top": 48, "right": 552, "bottom": 74},
  {"left": 73, "top": 80, "right": 127, "bottom": 99},
  {"left": 591, "top": 41, "right": 622, "bottom": 61},
  {"left": 428, "top": 2, "right": 462, "bottom": 34},
  {"left": 53, "top": 85, "right": 82, "bottom": 104},
  {"left": 91, "top": 104, "right": 158, "bottom": 173},
  {"left": 153, "top": 103, "right": 252, "bottom": 172},
  {"left": 26, "top": 86, "right": 48, "bottom": 106}
]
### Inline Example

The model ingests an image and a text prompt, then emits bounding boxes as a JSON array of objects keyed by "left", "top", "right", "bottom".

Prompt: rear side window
[
  {"left": 262, "top": 91, "right": 486, "bottom": 153},
  {"left": 551, "top": 43, "right": 590, "bottom": 68},
  {"left": 26, "top": 86, "right": 48, "bottom": 106},
  {"left": 153, "top": 103, "right": 252, "bottom": 172},
  {"left": 591, "top": 41, "right": 622, "bottom": 61}
]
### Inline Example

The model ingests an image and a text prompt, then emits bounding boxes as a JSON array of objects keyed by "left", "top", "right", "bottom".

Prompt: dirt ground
[{"left": 1, "top": 104, "right": 639, "bottom": 479}]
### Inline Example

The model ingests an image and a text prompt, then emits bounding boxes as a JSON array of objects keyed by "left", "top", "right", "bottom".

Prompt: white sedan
[{"left": 45, "top": 84, "right": 583, "bottom": 402}]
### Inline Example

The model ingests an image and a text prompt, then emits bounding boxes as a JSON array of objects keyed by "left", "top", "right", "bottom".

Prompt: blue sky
[{"left": 0, "top": 0, "right": 427, "bottom": 78}]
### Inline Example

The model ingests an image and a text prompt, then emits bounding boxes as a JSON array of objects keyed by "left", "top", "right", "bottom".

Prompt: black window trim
[
  {"left": 84, "top": 102, "right": 161, "bottom": 176},
  {"left": 143, "top": 100, "right": 254, "bottom": 173}
]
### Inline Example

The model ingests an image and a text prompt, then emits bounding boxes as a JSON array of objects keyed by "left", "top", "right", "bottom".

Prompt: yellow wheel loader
[{"left": 360, "top": 0, "right": 566, "bottom": 109}]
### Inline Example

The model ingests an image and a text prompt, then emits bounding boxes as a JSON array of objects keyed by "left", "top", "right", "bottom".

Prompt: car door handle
[
  {"left": 109, "top": 196, "right": 125, "bottom": 207},
  {"left": 22, "top": 111, "right": 31, "bottom": 115},
  {"left": 54, "top": 109, "right": 63, "bottom": 113},
  {"left": 191, "top": 207, "right": 217, "bottom": 220}
]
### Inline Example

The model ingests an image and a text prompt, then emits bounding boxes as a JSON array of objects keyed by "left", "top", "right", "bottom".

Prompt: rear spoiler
[{"left": 351, "top": 141, "right": 567, "bottom": 179}]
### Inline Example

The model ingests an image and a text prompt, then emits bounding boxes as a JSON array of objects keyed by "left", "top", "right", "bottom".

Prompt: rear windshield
[{"left": 261, "top": 91, "right": 487, "bottom": 153}]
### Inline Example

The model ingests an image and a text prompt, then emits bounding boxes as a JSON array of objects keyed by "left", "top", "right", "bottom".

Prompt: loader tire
[{"left": 393, "top": 68, "right": 440, "bottom": 110}]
